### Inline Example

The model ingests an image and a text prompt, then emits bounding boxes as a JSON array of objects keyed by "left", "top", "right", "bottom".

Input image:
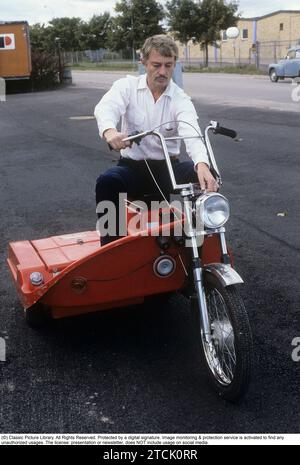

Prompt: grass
[
  {"left": 71, "top": 62, "right": 138, "bottom": 72},
  {"left": 183, "top": 64, "right": 266, "bottom": 75},
  {"left": 71, "top": 61, "right": 267, "bottom": 76}
]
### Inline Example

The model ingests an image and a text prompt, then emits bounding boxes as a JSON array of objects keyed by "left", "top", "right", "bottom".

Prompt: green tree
[
  {"left": 198, "top": 0, "right": 239, "bottom": 66},
  {"left": 166, "top": 0, "right": 200, "bottom": 44},
  {"left": 167, "top": 0, "right": 239, "bottom": 66},
  {"left": 47, "top": 17, "right": 84, "bottom": 52},
  {"left": 108, "top": 0, "right": 165, "bottom": 58},
  {"left": 30, "top": 23, "right": 54, "bottom": 52},
  {"left": 80, "top": 13, "right": 111, "bottom": 50}
]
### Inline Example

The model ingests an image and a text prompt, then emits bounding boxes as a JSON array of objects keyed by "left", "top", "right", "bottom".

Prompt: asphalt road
[
  {"left": 0, "top": 79, "right": 300, "bottom": 434},
  {"left": 72, "top": 69, "right": 300, "bottom": 113}
]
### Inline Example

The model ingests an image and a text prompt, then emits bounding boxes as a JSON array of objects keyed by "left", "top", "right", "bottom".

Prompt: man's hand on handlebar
[
  {"left": 104, "top": 128, "right": 132, "bottom": 151},
  {"left": 196, "top": 162, "right": 219, "bottom": 192}
]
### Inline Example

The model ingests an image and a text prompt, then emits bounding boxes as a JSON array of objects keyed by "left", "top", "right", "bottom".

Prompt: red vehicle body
[{"left": 7, "top": 208, "right": 223, "bottom": 320}]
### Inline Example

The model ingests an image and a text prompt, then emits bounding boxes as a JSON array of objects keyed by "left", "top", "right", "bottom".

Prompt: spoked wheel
[{"left": 192, "top": 273, "right": 253, "bottom": 402}]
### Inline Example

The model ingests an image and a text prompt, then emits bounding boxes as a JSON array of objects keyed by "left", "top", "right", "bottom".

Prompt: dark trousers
[{"left": 95, "top": 157, "right": 198, "bottom": 245}]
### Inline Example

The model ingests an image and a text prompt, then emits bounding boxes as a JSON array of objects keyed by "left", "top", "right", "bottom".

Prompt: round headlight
[{"left": 196, "top": 194, "right": 230, "bottom": 229}]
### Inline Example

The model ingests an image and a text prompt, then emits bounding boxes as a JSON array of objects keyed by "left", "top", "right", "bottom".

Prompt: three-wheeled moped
[{"left": 7, "top": 120, "right": 253, "bottom": 401}]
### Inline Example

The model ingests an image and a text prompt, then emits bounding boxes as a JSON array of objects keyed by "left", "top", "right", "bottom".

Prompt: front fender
[
  {"left": 269, "top": 64, "right": 284, "bottom": 76},
  {"left": 204, "top": 263, "right": 244, "bottom": 287}
]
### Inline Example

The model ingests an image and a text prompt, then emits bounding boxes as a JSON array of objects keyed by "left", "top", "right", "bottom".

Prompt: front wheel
[
  {"left": 191, "top": 273, "right": 253, "bottom": 402},
  {"left": 269, "top": 69, "right": 279, "bottom": 82}
]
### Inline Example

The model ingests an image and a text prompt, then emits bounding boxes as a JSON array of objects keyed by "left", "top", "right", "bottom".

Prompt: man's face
[{"left": 143, "top": 49, "right": 176, "bottom": 94}]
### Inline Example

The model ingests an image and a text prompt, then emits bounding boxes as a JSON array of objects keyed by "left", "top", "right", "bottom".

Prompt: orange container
[{"left": 0, "top": 21, "right": 31, "bottom": 79}]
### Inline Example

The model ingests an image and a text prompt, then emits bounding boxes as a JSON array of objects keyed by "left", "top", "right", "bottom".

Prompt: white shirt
[{"left": 94, "top": 74, "right": 209, "bottom": 166}]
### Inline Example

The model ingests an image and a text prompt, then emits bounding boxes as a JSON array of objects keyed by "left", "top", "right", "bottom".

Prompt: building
[{"left": 177, "top": 10, "right": 300, "bottom": 67}]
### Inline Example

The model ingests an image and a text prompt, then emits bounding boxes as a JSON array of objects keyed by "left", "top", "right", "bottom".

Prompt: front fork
[{"left": 182, "top": 195, "right": 212, "bottom": 344}]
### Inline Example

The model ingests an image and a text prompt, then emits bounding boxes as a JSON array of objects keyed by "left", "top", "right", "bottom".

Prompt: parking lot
[{"left": 0, "top": 75, "right": 300, "bottom": 433}]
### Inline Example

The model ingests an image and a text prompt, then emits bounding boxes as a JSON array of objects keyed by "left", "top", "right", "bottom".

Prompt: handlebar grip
[
  {"left": 107, "top": 131, "right": 140, "bottom": 151},
  {"left": 214, "top": 126, "right": 237, "bottom": 139},
  {"left": 123, "top": 131, "right": 142, "bottom": 145}
]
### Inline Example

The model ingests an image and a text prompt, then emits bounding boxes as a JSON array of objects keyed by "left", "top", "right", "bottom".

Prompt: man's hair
[{"left": 141, "top": 35, "right": 178, "bottom": 62}]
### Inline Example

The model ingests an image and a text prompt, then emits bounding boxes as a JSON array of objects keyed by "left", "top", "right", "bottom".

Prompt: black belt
[{"left": 120, "top": 156, "right": 179, "bottom": 163}]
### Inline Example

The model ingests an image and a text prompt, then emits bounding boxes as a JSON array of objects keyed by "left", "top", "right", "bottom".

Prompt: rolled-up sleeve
[
  {"left": 175, "top": 94, "right": 209, "bottom": 167},
  {"left": 94, "top": 78, "right": 130, "bottom": 138}
]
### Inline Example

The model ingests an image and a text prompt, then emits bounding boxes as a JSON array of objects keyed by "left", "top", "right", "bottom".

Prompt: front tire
[
  {"left": 191, "top": 273, "right": 253, "bottom": 402},
  {"left": 269, "top": 69, "right": 279, "bottom": 82}
]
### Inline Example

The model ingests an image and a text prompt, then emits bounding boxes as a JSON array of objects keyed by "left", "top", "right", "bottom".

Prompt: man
[{"left": 94, "top": 34, "right": 218, "bottom": 244}]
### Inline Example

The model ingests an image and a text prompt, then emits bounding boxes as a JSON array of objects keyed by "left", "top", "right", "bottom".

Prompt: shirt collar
[{"left": 137, "top": 73, "right": 175, "bottom": 98}]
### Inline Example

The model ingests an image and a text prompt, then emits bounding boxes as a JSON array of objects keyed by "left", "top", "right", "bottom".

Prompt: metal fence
[
  {"left": 256, "top": 39, "right": 300, "bottom": 67},
  {"left": 64, "top": 39, "right": 300, "bottom": 70},
  {"left": 181, "top": 39, "right": 300, "bottom": 69},
  {"left": 62, "top": 49, "right": 125, "bottom": 65}
]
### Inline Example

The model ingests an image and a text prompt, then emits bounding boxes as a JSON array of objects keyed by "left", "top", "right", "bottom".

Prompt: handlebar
[
  {"left": 122, "top": 123, "right": 239, "bottom": 144},
  {"left": 213, "top": 126, "right": 237, "bottom": 139},
  {"left": 106, "top": 121, "right": 239, "bottom": 191}
]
